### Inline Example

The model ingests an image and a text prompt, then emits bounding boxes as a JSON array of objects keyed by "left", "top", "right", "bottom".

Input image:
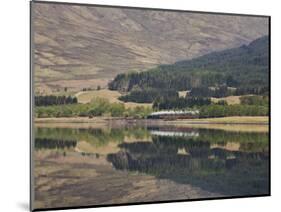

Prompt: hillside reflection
[
  {"left": 34, "top": 125, "right": 269, "bottom": 196},
  {"left": 107, "top": 127, "right": 269, "bottom": 196}
]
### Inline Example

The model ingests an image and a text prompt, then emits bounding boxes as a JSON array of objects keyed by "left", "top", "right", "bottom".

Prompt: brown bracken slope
[{"left": 32, "top": 2, "right": 268, "bottom": 92}]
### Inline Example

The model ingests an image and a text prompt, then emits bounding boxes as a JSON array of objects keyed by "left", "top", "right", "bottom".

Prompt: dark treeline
[
  {"left": 35, "top": 138, "right": 77, "bottom": 150},
  {"left": 189, "top": 86, "right": 232, "bottom": 98},
  {"left": 240, "top": 95, "right": 269, "bottom": 106},
  {"left": 35, "top": 95, "right": 78, "bottom": 106},
  {"left": 119, "top": 89, "right": 178, "bottom": 103},
  {"left": 153, "top": 97, "right": 211, "bottom": 110},
  {"left": 235, "top": 86, "right": 269, "bottom": 96},
  {"left": 109, "top": 36, "right": 269, "bottom": 96},
  {"left": 190, "top": 86, "right": 269, "bottom": 98},
  {"left": 35, "top": 98, "right": 152, "bottom": 119},
  {"left": 199, "top": 104, "right": 268, "bottom": 118},
  {"left": 109, "top": 70, "right": 194, "bottom": 92}
]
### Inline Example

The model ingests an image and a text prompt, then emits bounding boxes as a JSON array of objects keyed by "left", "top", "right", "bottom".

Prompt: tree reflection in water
[
  {"left": 35, "top": 138, "right": 77, "bottom": 150},
  {"left": 34, "top": 126, "right": 269, "bottom": 196},
  {"left": 107, "top": 130, "right": 269, "bottom": 196}
]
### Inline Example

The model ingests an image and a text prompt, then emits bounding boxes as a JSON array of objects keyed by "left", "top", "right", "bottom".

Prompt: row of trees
[
  {"left": 35, "top": 96, "right": 269, "bottom": 118},
  {"left": 153, "top": 97, "right": 211, "bottom": 110},
  {"left": 119, "top": 89, "right": 178, "bottom": 103},
  {"left": 240, "top": 95, "right": 269, "bottom": 106},
  {"left": 190, "top": 86, "right": 269, "bottom": 98},
  {"left": 199, "top": 104, "right": 268, "bottom": 118},
  {"left": 113, "top": 83, "right": 269, "bottom": 104},
  {"left": 35, "top": 98, "right": 152, "bottom": 119},
  {"left": 189, "top": 86, "right": 233, "bottom": 98},
  {"left": 108, "top": 69, "right": 230, "bottom": 92},
  {"left": 235, "top": 87, "right": 269, "bottom": 96},
  {"left": 35, "top": 95, "right": 78, "bottom": 106},
  {"left": 82, "top": 85, "right": 101, "bottom": 91}
]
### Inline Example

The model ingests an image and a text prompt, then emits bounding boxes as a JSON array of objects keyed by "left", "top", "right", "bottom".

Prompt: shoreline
[
  {"left": 34, "top": 116, "right": 269, "bottom": 132},
  {"left": 35, "top": 116, "right": 269, "bottom": 124}
]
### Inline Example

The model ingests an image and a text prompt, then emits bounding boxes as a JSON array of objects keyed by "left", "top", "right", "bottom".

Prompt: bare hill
[{"left": 32, "top": 2, "right": 268, "bottom": 93}]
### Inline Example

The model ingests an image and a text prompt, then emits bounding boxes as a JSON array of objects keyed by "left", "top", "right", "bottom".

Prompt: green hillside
[{"left": 109, "top": 36, "right": 269, "bottom": 94}]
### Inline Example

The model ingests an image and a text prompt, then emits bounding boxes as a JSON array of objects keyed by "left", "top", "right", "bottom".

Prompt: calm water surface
[{"left": 33, "top": 125, "right": 269, "bottom": 208}]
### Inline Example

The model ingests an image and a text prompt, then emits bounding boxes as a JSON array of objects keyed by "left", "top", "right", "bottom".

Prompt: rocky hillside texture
[{"left": 32, "top": 2, "right": 268, "bottom": 92}]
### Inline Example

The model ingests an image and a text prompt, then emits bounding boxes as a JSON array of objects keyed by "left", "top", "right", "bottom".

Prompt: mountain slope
[
  {"left": 33, "top": 2, "right": 269, "bottom": 92},
  {"left": 109, "top": 36, "right": 269, "bottom": 92}
]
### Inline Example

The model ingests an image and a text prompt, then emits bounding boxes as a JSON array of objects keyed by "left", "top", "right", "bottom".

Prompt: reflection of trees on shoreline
[
  {"left": 196, "top": 129, "right": 268, "bottom": 147},
  {"left": 35, "top": 127, "right": 269, "bottom": 154},
  {"left": 35, "top": 126, "right": 269, "bottom": 196},
  {"left": 148, "top": 127, "right": 268, "bottom": 145},
  {"left": 35, "top": 127, "right": 150, "bottom": 147},
  {"left": 107, "top": 135, "right": 269, "bottom": 196},
  {"left": 35, "top": 138, "right": 77, "bottom": 150}
]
